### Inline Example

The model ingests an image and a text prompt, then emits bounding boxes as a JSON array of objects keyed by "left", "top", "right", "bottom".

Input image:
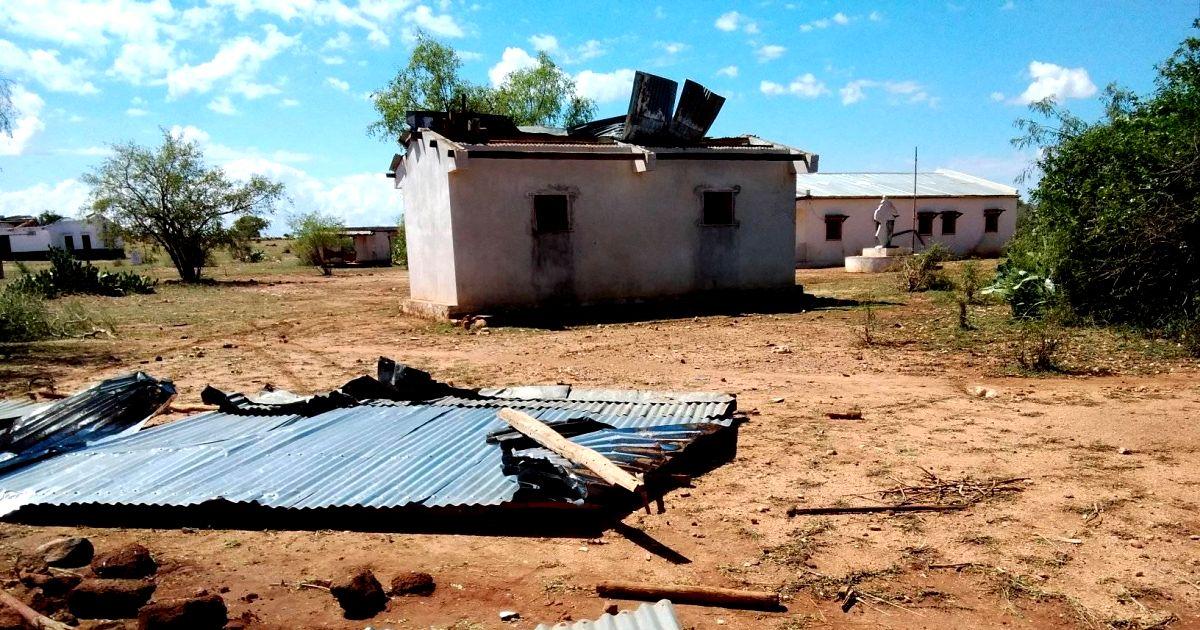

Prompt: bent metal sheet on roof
[{"left": 0, "top": 375, "right": 737, "bottom": 516}]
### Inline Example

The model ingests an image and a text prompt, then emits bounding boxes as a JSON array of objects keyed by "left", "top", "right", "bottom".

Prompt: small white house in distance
[
  {"left": 794, "top": 170, "right": 1019, "bottom": 267},
  {"left": 340, "top": 226, "right": 397, "bottom": 266},
  {"left": 0, "top": 216, "right": 125, "bottom": 261}
]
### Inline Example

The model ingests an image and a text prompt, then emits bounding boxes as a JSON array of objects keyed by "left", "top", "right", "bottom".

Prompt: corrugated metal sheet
[
  {"left": 535, "top": 600, "right": 681, "bottom": 630},
  {"left": 0, "top": 399, "right": 47, "bottom": 420},
  {"left": 0, "top": 400, "right": 734, "bottom": 515},
  {"left": 796, "top": 170, "right": 1018, "bottom": 198}
]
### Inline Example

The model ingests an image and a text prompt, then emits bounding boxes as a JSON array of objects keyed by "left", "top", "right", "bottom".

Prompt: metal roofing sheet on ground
[
  {"left": 796, "top": 169, "right": 1018, "bottom": 198},
  {"left": 0, "top": 398, "right": 733, "bottom": 515},
  {"left": 0, "top": 399, "right": 46, "bottom": 420},
  {"left": 535, "top": 600, "right": 681, "bottom": 630}
]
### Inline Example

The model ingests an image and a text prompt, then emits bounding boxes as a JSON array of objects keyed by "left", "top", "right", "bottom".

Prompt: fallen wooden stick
[
  {"left": 826, "top": 410, "right": 863, "bottom": 420},
  {"left": 596, "top": 580, "right": 780, "bottom": 610},
  {"left": 787, "top": 504, "right": 967, "bottom": 516},
  {"left": 0, "top": 588, "right": 72, "bottom": 630},
  {"left": 498, "top": 408, "right": 643, "bottom": 493}
]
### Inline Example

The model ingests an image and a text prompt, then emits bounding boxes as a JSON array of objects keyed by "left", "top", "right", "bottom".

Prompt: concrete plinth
[{"left": 845, "top": 246, "right": 913, "bottom": 273}]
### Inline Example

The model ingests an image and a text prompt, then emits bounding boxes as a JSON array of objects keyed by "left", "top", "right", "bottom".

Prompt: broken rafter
[{"left": 497, "top": 408, "right": 643, "bottom": 494}]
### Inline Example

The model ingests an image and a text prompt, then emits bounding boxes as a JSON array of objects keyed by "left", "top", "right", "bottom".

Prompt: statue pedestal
[{"left": 845, "top": 246, "right": 913, "bottom": 273}]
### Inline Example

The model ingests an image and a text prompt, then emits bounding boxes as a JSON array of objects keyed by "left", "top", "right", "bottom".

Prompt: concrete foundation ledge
[
  {"left": 845, "top": 254, "right": 910, "bottom": 273},
  {"left": 400, "top": 299, "right": 468, "bottom": 320}
]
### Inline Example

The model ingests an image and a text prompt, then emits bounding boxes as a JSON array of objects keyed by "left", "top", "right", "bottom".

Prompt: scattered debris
[
  {"left": 388, "top": 572, "right": 435, "bottom": 597},
  {"left": 1117, "top": 447, "right": 1133, "bottom": 455},
  {"left": 533, "top": 600, "right": 681, "bottom": 630},
  {"left": 826, "top": 409, "right": 862, "bottom": 420},
  {"left": 67, "top": 579, "right": 156, "bottom": 619},
  {"left": 595, "top": 581, "right": 780, "bottom": 611},
  {"left": 862, "top": 468, "right": 1028, "bottom": 507},
  {"left": 787, "top": 504, "right": 967, "bottom": 516},
  {"left": 329, "top": 569, "right": 387, "bottom": 620},
  {"left": 970, "top": 386, "right": 998, "bottom": 399},
  {"left": 0, "top": 587, "right": 72, "bottom": 630},
  {"left": 92, "top": 544, "right": 156, "bottom": 579},
  {"left": 137, "top": 594, "right": 227, "bottom": 630},
  {"left": 36, "top": 537, "right": 94, "bottom": 569},
  {"left": 499, "top": 609, "right": 521, "bottom": 622},
  {"left": 20, "top": 569, "right": 82, "bottom": 596}
]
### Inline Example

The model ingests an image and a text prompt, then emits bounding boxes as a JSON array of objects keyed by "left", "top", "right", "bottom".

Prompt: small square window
[
  {"left": 917, "top": 213, "right": 936, "bottom": 236},
  {"left": 941, "top": 211, "right": 959, "bottom": 235},
  {"left": 824, "top": 215, "right": 846, "bottom": 241},
  {"left": 702, "top": 191, "right": 735, "bottom": 226},
  {"left": 984, "top": 209, "right": 1002, "bottom": 233},
  {"left": 533, "top": 194, "right": 570, "bottom": 234}
]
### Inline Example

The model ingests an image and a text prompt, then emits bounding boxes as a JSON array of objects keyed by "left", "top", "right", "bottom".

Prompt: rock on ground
[
  {"left": 20, "top": 568, "right": 83, "bottom": 596},
  {"left": 137, "top": 594, "right": 228, "bottom": 630},
  {"left": 36, "top": 537, "right": 94, "bottom": 568},
  {"left": 389, "top": 572, "right": 435, "bottom": 597},
  {"left": 329, "top": 568, "right": 388, "bottom": 620},
  {"left": 92, "top": 544, "right": 157, "bottom": 579},
  {"left": 0, "top": 608, "right": 23, "bottom": 630},
  {"left": 68, "top": 579, "right": 157, "bottom": 619}
]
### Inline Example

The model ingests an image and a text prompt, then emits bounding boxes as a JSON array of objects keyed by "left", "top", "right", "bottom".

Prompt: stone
[
  {"left": 69, "top": 579, "right": 157, "bottom": 619},
  {"left": 388, "top": 572, "right": 435, "bottom": 597},
  {"left": 20, "top": 569, "right": 83, "bottom": 595},
  {"left": 1117, "top": 447, "right": 1133, "bottom": 455},
  {"left": 499, "top": 610, "right": 520, "bottom": 621},
  {"left": 92, "top": 544, "right": 157, "bottom": 579},
  {"left": 603, "top": 601, "right": 619, "bottom": 615},
  {"left": 0, "top": 609, "right": 23, "bottom": 630},
  {"left": 137, "top": 594, "right": 228, "bottom": 630},
  {"left": 37, "top": 536, "right": 94, "bottom": 568},
  {"left": 329, "top": 568, "right": 388, "bottom": 620}
]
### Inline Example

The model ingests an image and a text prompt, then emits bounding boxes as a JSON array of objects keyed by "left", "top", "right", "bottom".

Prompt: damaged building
[{"left": 388, "top": 72, "right": 817, "bottom": 318}]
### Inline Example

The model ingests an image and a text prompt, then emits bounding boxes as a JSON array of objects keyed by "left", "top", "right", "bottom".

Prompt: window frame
[
  {"left": 696, "top": 185, "right": 741, "bottom": 227},
  {"left": 527, "top": 187, "right": 578, "bottom": 236},
  {"left": 983, "top": 208, "right": 1004, "bottom": 233},
  {"left": 916, "top": 211, "right": 938, "bottom": 237},
  {"left": 824, "top": 213, "right": 848, "bottom": 241},
  {"left": 940, "top": 210, "right": 963, "bottom": 235}
]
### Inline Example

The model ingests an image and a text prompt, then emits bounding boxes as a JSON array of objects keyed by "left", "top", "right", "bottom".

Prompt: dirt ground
[{"left": 1, "top": 262, "right": 1198, "bottom": 629}]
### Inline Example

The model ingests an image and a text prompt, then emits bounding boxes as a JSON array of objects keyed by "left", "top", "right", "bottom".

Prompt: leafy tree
[
  {"left": 370, "top": 33, "right": 596, "bottom": 141},
  {"left": 227, "top": 215, "right": 270, "bottom": 262},
  {"left": 83, "top": 129, "right": 285, "bottom": 282},
  {"left": 290, "top": 212, "right": 349, "bottom": 276},
  {"left": 1006, "top": 22, "right": 1200, "bottom": 343},
  {"left": 36, "top": 211, "right": 64, "bottom": 225}
]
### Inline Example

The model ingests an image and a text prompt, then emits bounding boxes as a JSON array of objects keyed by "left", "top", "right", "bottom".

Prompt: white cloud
[
  {"left": 1016, "top": 61, "right": 1096, "bottom": 104},
  {"left": 108, "top": 39, "right": 176, "bottom": 85},
  {"left": 833, "top": 12, "right": 850, "bottom": 24},
  {"left": 126, "top": 107, "right": 148, "bottom": 117},
  {"left": 800, "top": 12, "right": 855, "bottom": 32},
  {"left": 755, "top": 44, "right": 786, "bottom": 62},
  {"left": 715, "top": 11, "right": 757, "bottom": 33},
  {"left": 405, "top": 5, "right": 464, "bottom": 38},
  {"left": 166, "top": 24, "right": 296, "bottom": 98},
  {"left": 0, "top": 0, "right": 179, "bottom": 50},
  {"left": 570, "top": 39, "right": 606, "bottom": 62},
  {"left": 869, "top": 10, "right": 883, "bottom": 21},
  {"left": 458, "top": 50, "right": 483, "bottom": 61},
  {"left": 0, "top": 85, "right": 44, "bottom": 156},
  {"left": 529, "top": 33, "right": 558, "bottom": 52},
  {"left": 990, "top": 91, "right": 1005, "bottom": 102},
  {"left": 321, "top": 55, "right": 346, "bottom": 65},
  {"left": 488, "top": 47, "right": 537, "bottom": 86},
  {"left": 280, "top": 98, "right": 300, "bottom": 107},
  {"left": 0, "top": 178, "right": 91, "bottom": 217},
  {"left": 840, "top": 78, "right": 937, "bottom": 106},
  {"left": 326, "top": 76, "right": 350, "bottom": 91},
  {"left": 0, "top": 39, "right": 99, "bottom": 94},
  {"left": 573, "top": 68, "right": 636, "bottom": 103},
  {"left": 716, "top": 65, "right": 738, "bottom": 78},
  {"left": 208, "top": 94, "right": 238, "bottom": 115},
  {"left": 760, "top": 73, "right": 828, "bottom": 98},
  {"left": 657, "top": 41, "right": 688, "bottom": 55},
  {"left": 323, "top": 31, "right": 352, "bottom": 50}
]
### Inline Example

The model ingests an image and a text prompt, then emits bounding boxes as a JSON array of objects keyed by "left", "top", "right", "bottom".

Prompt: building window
[
  {"left": 532, "top": 194, "right": 571, "bottom": 234},
  {"left": 916, "top": 212, "right": 936, "bottom": 236},
  {"left": 701, "top": 190, "right": 736, "bottom": 226},
  {"left": 81, "top": 234, "right": 92, "bottom": 250},
  {"left": 941, "top": 211, "right": 962, "bottom": 235},
  {"left": 824, "top": 214, "right": 847, "bottom": 241},
  {"left": 984, "top": 208, "right": 1004, "bottom": 233},
  {"left": 64, "top": 235, "right": 75, "bottom": 250}
]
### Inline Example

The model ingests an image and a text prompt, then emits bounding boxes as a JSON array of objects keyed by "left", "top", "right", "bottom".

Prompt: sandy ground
[{"left": 1, "top": 265, "right": 1198, "bottom": 629}]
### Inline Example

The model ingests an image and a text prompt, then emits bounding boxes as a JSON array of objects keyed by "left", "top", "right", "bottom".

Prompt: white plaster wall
[
  {"left": 400, "top": 139, "right": 458, "bottom": 304},
  {"left": 0, "top": 226, "right": 51, "bottom": 252},
  {"left": 795, "top": 196, "right": 1018, "bottom": 267},
  {"left": 443, "top": 157, "right": 796, "bottom": 310},
  {"left": 1, "top": 219, "right": 119, "bottom": 253},
  {"left": 353, "top": 232, "right": 393, "bottom": 263}
]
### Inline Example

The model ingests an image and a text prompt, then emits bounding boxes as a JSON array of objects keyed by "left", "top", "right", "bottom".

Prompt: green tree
[
  {"left": 36, "top": 211, "right": 64, "bottom": 225},
  {"left": 1006, "top": 22, "right": 1200, "bottom": 340},
  {"left": 83, "top": 129, "right": 285, "bottom": 282},
  {"left": 290, "top": 212, "right": 349, "bottom": 276},
  {"left": 369, "top": 33, "right": 596, "bottom": 141},
  {"left": 227, "top": 215, "right": 270, "bottom": 262}
]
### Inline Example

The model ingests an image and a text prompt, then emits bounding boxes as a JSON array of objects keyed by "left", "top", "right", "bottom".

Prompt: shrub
[
  {"left": 899, "top": 243, "right": 954, "bottom": 292},
  {"left": 982, "top": 260, "right": 1057, "bottom": 319},
  {"left": 6, "top": 247, "right": 156, "bottom": 298},
  {"left": 391, "top": 224, "right": 408, "bottom": 268},
  {"left": 0, "top": 290, "right": 112, "bottom": 342},
  {"left": 290, "top": 212, "right": 350, "bottom": 276},
  {"left": 1015, "top": 321, "right": 1063, "bottom": 372}
]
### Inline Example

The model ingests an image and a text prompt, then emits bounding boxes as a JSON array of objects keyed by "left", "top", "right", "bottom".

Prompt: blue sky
[{"left": 0, "top": 0, "right": 1195, "bottom": 229}]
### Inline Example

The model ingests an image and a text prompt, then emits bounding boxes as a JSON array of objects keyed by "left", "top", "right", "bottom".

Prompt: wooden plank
[
  {"left": 497, "top": 408, "right": 642, "bottom": 493},
  {"left": 596, "top": 580, "right": 780, "bottom": 610},
  {"left": 0, "top": 588, "right": 72, "bottom": 630}
]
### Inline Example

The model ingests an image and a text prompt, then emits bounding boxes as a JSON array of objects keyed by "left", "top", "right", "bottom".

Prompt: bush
[
  {"left": 391, "top": 224, "right": 408, "bottom": 268},
  {"left": 0, "top": 289, "right": 113, "bottom": 342},
  {"left": 982, "top": 260, "right": 1057, "bottom": 319},
  {"left": 290, "top": 213, "right": 350, "bottom": 276},
  {"left": 6, "top": 247, "right": 156, "bottom": 298},
  {"left": 1015, "top": 321, "right": 1063, "bottom": 372},
  {"left": 899, "top": 243, "right": 954, "bottom": 292}
]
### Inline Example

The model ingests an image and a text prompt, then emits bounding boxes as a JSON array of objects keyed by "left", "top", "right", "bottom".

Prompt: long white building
[{"left": 0, "top": 216, "right": 125, "bottom": 261}]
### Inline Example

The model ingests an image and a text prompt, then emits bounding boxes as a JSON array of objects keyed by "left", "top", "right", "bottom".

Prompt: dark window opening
[
  {"left": 917, "top": 213, "right": 936, "bottom": 236},
  {"left": 824, "top": 215, "right": 847, "bottom": 241},
  {"left": 533, "top": 194, "right": 570, "bottom": 234},
  {"left": 81, "top": 234, "right": 92, "bottom": 250},
  {"left": 64, "top": 235, "right": 75, "bottom": 250},
  {"left": 984, "top": 209, "right": 1003, "bottom": 233},
  {"left": 941, "top": 211, "right": 960, "bottom": 235},
  {"left": 0, "top": 235, "right": 10, "bottom": 258},
  {"left": 701, "top": 190, "right": 735, "bottom": 226}
]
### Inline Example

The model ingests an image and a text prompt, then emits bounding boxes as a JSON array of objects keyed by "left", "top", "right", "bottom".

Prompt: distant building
[
  {"left": 339, "top": 226, "right": 398, "bottom": 266},
  {"left": 794, "top": 170, "right": 1019, "bottom": 267},
  {"left": 389, "top": 81, "right": 815, "bottom": 317},
  {"left": 0, "top": 216, "right": 125, "bottom": 261}
]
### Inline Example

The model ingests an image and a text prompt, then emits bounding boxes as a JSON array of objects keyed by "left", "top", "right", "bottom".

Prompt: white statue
[{"left": 873, "top": 197, "right": 899, "bottom": 248}]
